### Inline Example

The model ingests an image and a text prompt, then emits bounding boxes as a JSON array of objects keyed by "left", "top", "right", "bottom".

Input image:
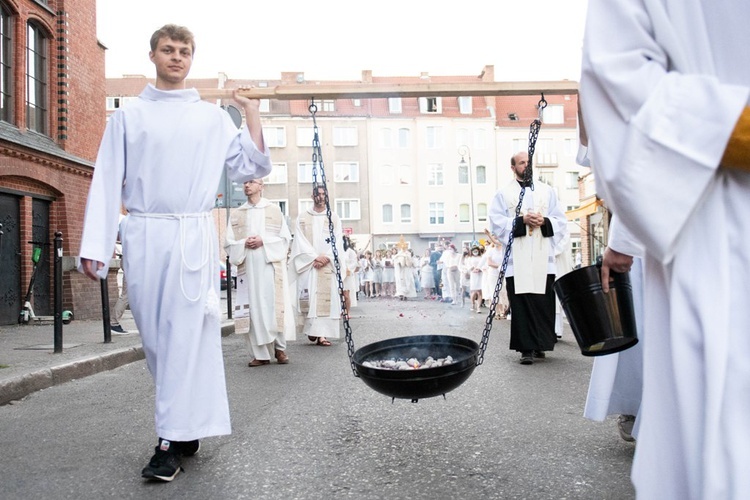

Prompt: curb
[{"left": 0, "top": 320, "right": 235, "bottom": 406}]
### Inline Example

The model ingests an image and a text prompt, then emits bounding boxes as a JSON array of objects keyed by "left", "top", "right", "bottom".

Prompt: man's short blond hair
[{"left": 150, "top": 24, "right": 195, "bottom": 54}]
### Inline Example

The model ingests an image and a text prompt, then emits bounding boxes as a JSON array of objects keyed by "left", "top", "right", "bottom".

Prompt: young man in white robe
[
  {"left": 224, "top": 179, "right": 294, "bottom": 367},
  {"left": 488, "top": 151, "right": 567, "bottom": 365},
  {"left": 78, "top": 24, "right": 271, "bottom": 482},
  {"left": 581, "top": 1, "right": 750, "bottom": 497},
  {"left": 289, "top": 186, "right": 343, "bottom": 346}
]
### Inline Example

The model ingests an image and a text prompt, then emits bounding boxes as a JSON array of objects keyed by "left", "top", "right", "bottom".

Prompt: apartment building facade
[
  {"left": 0, "top": 0, "right": 107, "bottom": 325},
  {"left": 106, "top": 66, "right": 585, "bottom": 263}
]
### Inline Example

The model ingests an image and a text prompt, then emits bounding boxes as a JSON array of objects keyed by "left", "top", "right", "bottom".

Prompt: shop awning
[{"left": 565, "top": 198, "right": 602, "bottom": 221}]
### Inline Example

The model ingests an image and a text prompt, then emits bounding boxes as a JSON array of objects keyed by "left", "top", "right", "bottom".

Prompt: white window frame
[
  {"left": 458, "top": 96, "right": 472, "bottom": 114},
  {"left": 382, "top": 204, "right": 394, "bottom": 224},
  {"left": 398, "top": 128, "right": 410, "bottom": 148},
  {"left": 336, "top": 199, "right": 361, "bottom": 220},
  {"left": 297, "top": 162, "right": 316, "bottom": 183},
  {"left": 264, "top": 126, "right": 286, "bottom": 148},
  {"left": 542, "top": 104, "right": 565, "bottom": 124},
  {"left": 381, "top": 164, "right": 395, "bottom": 185},
  {"left": 427, "top": 164, "right": 444, "bottom": 186},
  {"left": 388, "top": 97, "right": 402, "bottom": 114},
  {"left": 566, "top": 171, "right": 580, "bottom": 189},
  {"left": 398, "top": 164, "right": 412, "bottom": 185},
  {"left": 458, "top": 203, "right": 470, "bottom": 223},
  {"left": 299, "top": 199, "right": 314, "bottom": 214},
  {"left": 476, "top": 165, "right": 487, "bottom": 184},
  {"left": 380, "top": 128, "right": 393, "bottom": 149},
  {"left": 400, "top": 203, "right": 412, "bottom": 223},
  {"left": 419, "top": 96, "right": 442, "bottom": 114},
  {"left": 426, "top": 126, "right": 443, "bottom": 149},
  {"left": 269, "top": 198, "right": 289, "bottom": 216},
  {"left": 296, "top": 127, "right": 317, "bottom": 147},
  {"left": 333, "top": 126, "right": 358, "bottom": 146},
  {"left": 265, "top": 162, "right": 288, "bottom": 184},
  {"left": 477, "top": 203, "right": 488, "bottom": 222},
  {"left": 333, "top": 161, "right": 359, "bottom": 182},
  {"left": 428, "top": 202, "right": 445, "bottom": 225}
]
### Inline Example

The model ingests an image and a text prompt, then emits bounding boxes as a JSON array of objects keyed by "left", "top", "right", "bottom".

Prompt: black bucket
[
  {"left": 352, "top": 335, "right": 479, "bottom": 401},
  {"left": 553, "top": 265, "right": 638, "bottom": 356}
]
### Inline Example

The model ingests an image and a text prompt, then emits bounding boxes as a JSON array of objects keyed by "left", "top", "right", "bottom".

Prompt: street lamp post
[{"left": 458, "top": 145, "right": 476, "bottom": 242}]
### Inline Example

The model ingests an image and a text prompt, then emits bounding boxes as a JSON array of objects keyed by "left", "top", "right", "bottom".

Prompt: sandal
[
  {"left": 315, "top": 337, "right": 332, "bottom": 347},
  {"left": 307, "top": 335, "right": 319, "bottom": 343}
]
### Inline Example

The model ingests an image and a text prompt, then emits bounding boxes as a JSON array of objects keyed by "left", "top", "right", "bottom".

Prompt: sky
[{"left": 96, "top": 0, "right": 588, "bottom": 82}]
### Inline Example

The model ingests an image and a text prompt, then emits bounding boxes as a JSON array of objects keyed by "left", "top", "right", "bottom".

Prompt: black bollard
[
  {"left": 225, "top": 255, "right": 233, "bottom": 320},
  {"left": 53, "top": 232, "right": 63, "bottom": 353},
  {"left": 101, "top": 276, "right": 111, "bottom": 343}
]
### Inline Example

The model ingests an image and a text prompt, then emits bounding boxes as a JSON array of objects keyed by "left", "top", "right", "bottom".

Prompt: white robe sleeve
[
  {"left": 77, "top": 113, "right": 127, "bottom": 279},
  {"left": 581, "top": 0, "right": 749, "bottom": 262},
  {"left": 262, "top": 213, "right": 292, "bottom": 264}
]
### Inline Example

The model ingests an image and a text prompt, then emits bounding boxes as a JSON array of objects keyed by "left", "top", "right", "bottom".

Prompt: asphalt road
[{"left": 0, "top": 295, "right": 635, "bottom": 500}]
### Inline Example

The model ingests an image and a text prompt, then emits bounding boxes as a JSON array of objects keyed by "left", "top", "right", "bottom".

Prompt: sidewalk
[{"left": 0, "top": 295, "right": 235, "bottom": 406}]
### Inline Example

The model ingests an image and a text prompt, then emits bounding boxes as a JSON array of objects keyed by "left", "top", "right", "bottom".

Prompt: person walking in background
[
  {"left": 381, "top": 248, "right": 396, "bottom": 298},
  {"left": 360, "top": 250, "right": 374, "bottom": 298},
  {"left": 78, "top": 24, "right": 271, "bottom": 482},
  {"left": 224, "top": 179, "right": 293, "bottom": 368},
  {"left": 288, "top": 186, "right": 343, "bottom": 347},
  {"left": 111, "top": 213, "right": 131, "bottom": 335},
  {"left": 342, "top": 235, "right": 359, "bottom": 312},
  {"left": 581, "top": 2, "right": 750, "bottom": 496},
  {"left": 372, "top": 249, "right": 384, "bottom": 298},
  {"left": 489, "top": 151, "right": 567, "bottom": 365},
  {"left": 393, "top": 244, "right": 417, "bottom": 301},
  {"left": 419, "top": 248, "right": 435, "bottom": 299}
]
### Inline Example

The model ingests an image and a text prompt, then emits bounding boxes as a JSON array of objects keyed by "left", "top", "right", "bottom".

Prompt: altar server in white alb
[
  {"left": 78, "top": 24, "right": 271, "bottom": 482},
  {"left": 489, "top": 151, "right": 567, "bottom": 365},
  {"left": 289, "top": 186, "right": 343, "bottom": 346},
  {"left": 581, "top": 1, "right": 750, "bottom": 497},
  {"left": 225, "top": 178, "right": 294, "bottom": 368}
]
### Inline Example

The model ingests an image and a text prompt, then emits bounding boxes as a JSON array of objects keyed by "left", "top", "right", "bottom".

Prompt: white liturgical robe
[
  {"left": 225, "top": 199, "right": 294, "bottom": 360},
  {"left": 582, "top": 1, "right": 750, "bottom": 497},
  {"left": 289, "top": 209, "right": 343, "bottom": 338},
  {"left": 78, "top": 84, "right": 271, "bottom": 441}
]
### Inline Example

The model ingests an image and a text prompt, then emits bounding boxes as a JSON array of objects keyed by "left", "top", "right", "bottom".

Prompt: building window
[
  {"left": 322, "top": 99, "right": 335, "bottom": 112},
  {"left": 458, "top": 96, "right": 472, "bottom": 114},
  {"left": 297, "top": 162, "right": 316, "bottom": 183},
  {"left": 459, "top": 203, "right": 470, "bottom": 223},
  {"left": 400, "top": 204, "right": 411, "bottom": 223},
  {"left": 476, "top": 165, "right": 487, "bottom": 184},
  {"left": 269, "top": 199, "right": 288, "bottom": 216},
  {"left": 427, "top": 164, "right": 444, "bottom": 186},
  {"left": 538, "top": 170, "right": 555, "bottom": 186},
  {"left": 336, "top": 199, "right": 361, "bottom": 220},
  {"left": 26, "top": 22, "right": 48, "bottom": 135},
  {"left": 333, "top": 126, "right": 357, "bottom": 146},
  {"left": 334, "top": 162, "right": 359, "bottom": 182},
  {"left": 0, "top": 5, "right": 10, "bottom": 122},
  {"left": 106, "top": 97, "right": 121, "bottom": 111},
  {"left": 565, "top": 138, "right": 579, "bottom": 156},
  {"left": 536, "top": 138, "right": 558, "bottom": 166},
  {"left": 264, "top": 126, "right": 286, "bottom": 148},
  {"left": 419, "top": 96, "right": 442, "bottom": 114},
  {"left": 398, "top": 128, "right": 410, "bottom": 148},
  {"left": 542, "top": 104, "right": 565, "bottom": 124},
  {"left": 353, "top": 99, "right": 361, "bottom": 107},
  {"left": 382, "top": 204, "right": 393, "bottom": 223},
  {"left": 296, "top": 127, "right": 317, "bottom": 147},
  {"left": 398, "top": 165, "right": 412, "bottom": 185},
  {"left": 512, "top": 138, "right": 527, "bottom": 153},
  {"left": 388, "top": 97, "right": 402, "bottom": 114},
  {"left": 458, "top": 162, "right": 469, "bottom": 184},
  {"left": 426, "top": 126, "right": 443, "bottom": 149},
  {"left": 474, "top": 129, "right": 487, "bottom": 149},
  {"left": 477, "top": 203, "right": 487, "bottom": 222},
  {"left": 428, "top": 202, "right": 445, "bottom": 225},
  {"left": 566, "top": 171, "right": 580, "bottom": 189},
  {"left": 380, "top": 128, "right": 393, "bottom": 148},
  {"left": 259, "top": 99, "right": 270, "bottom": 113},
  {"left": 265, "top": 163, "right": 288, "bottom": 184},
  {"left": 381, "top": 164, "right": 395, "bottom": 185}
]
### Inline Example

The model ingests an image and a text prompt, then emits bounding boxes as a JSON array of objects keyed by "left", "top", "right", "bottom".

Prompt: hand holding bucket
[{"left": 553, "top": 259, "right": 638, "bottom": 356}]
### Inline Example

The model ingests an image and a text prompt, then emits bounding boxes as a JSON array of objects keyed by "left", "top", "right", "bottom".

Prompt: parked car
[{"left": 219, "top": 262, "right": 227, "bottom": 290}]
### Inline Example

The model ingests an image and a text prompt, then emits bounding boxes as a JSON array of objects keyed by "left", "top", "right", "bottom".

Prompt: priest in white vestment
[
  {"left": 489, "top": 151, "right": 567, "bottom": 365},
  {"left": 78, "top": 25, "right": 271, "bottom": 481},
  {"left": 289, "top": 186, "right": 343, "bottom": 346},
  {"left": 225, "top": 179, "right": 293, "bottom": 367},
  {"left": 581, "top": 1, "right": 750, "bottom": 497}
]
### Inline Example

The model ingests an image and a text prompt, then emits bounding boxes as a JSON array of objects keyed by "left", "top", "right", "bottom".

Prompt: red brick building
[{"left": 0, "top": 0, "right": 108, "bottom": 324}]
